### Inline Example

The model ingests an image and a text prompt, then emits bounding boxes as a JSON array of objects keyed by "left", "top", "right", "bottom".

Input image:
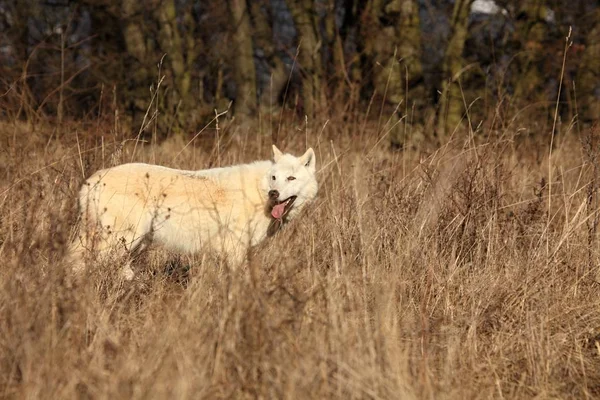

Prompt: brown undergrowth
[{"left": 1, "top": 119, "right": 600, "bottom": 399}]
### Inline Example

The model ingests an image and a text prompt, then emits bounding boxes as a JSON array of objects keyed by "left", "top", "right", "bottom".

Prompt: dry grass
[{"left": 1, "top": 117, "right": 600, "bottom": 399}]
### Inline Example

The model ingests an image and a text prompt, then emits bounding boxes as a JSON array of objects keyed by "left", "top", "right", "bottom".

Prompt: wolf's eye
[
  {"left": 272, "top": 176, "right": 276, "bottom": 181},
  {"left": 287, "top": 176, "right": 296, "bottom": 181}
]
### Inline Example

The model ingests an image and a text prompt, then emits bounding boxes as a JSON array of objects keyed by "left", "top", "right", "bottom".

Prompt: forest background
[{"left": 1, "top": 0, "right": 598, "bottom": 144}]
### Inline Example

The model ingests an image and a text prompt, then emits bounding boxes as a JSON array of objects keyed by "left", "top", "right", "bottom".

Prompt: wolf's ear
[
  {"left": 301, "top": 148, "right": 316, "bottom": 172},
  {"left": 272, "top": 145, "right": 283, "bottom": 162}
]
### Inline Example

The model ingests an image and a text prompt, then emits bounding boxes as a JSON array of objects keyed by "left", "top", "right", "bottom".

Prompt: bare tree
[
  {"left": 361, "top": 0, "right": 424, "bottom": 146},
  {"left": 323, "top": 0, "right": 345, "bottom": 94},
  {"left": 511, "top": 0, "right": 552, "bottom": 112},
  {"left": 287, "top": 0, "right": 323, "bottom": 118},
  {"left": 154, "top": 1, "right": 197, "bottom": 127},
  {"left": 576, "top": 8, "right": 600, "bottom": 123},
  {"left": 249, "top": 1, "right": 287, "bottom": 113},
  {"left": 121, "top": 0, "right": 151, "bottom": 121},
  {"left": 228, "top": 0, "right": 258, "bottom": 117},
  {"left": 436, "top": 0, "right": 474, "bottom": 136}
]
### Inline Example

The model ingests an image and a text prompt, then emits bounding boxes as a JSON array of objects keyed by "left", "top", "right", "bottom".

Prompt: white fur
[{"left": 68, "top": 146, "right": 318, "bottom": 277}]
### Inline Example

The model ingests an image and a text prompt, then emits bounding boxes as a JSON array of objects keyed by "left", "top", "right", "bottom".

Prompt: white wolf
[{"left": 68, "top": 145, "right": 318, "bottom": 278}]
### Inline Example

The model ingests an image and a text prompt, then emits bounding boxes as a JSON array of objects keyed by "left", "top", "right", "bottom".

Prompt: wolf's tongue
[{"left": 271, "top": 202, "right": 286, "bottom": 219}]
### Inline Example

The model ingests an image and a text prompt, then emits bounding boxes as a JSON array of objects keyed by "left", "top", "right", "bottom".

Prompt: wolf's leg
[
  {"left": 65, "top": 217, "right": 97, "bottom": 276},
  {"left": 105, "top": 228, "right": 150, "bottom": 280},
  {"left": 120, "top": 262, "right": 136, "bottom": 281},
  {"left": 65, "top": 236, "right": 87, "bottom": 275},
  {"left": 119, "top": 231, "right": 152, "bottom": 280},
  {"left": 70, "top": 212, "right": 151, "bottom": 280},
  {"left": 218, "top": 236, "right": 248, "bottom": 269}
]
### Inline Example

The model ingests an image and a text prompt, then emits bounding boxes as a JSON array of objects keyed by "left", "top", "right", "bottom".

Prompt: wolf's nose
[{"left": 268, "top": 190, "right": 279, "bottom": 199}]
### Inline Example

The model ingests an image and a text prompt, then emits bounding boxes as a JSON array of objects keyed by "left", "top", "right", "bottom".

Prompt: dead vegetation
[{"left": 1, "top": 119, "right": 600, "bottom": 399}]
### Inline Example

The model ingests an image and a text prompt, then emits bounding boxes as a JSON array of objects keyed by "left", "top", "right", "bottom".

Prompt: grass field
[{"left": 1, "top": 115, "right": 600, "bottom": 399}]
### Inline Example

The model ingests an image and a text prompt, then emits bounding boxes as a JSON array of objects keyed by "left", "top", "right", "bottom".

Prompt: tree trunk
[
  {"left": 250, "top": 1, "right": 287, "bottom": 113},
  {"left": 576, "top": 9, "right": 600, "bottom": 123},
  {"left": 436, "top": 0, "right": 473, "bottom": 136},
  {"left": 391, "top": 0, "right": 423, "bottom": 146},
  {"left": 363, "top": 0, "right": 424, "bottom": 146},
  {"left": 287, "top": 0, "right": 323, "bottom": 119},
  {"left": 228, "top": 0, "right": 258, "bottom": 117},
  {"left": 512, "top": 0, "right": 550, "bottom": 109},
  {"left": 344, "top": 0, "right": 366, "bottom": 114},
  {"left": 154, "top": 0, "right": 196, "bottom": 129},
  {"left": 324, "top": 0, "right": 345, "bottom": 94},
  {"left": 121, "top": 0, "right": 153, "bottom": 123}
]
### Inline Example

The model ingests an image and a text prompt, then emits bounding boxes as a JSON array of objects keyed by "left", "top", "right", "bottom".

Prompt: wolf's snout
[{"left": 268, "top": 190, "right": 279, "bottom": 200}]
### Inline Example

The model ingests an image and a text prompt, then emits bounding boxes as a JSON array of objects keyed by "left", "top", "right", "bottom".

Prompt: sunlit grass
[{"left": 1, "top": 116, "right": 600, "bottom": 399}]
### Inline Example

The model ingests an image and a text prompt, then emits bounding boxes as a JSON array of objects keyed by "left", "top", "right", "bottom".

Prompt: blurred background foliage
[{"left": 0, "top": 0, "right": 598, "bottom": 146}]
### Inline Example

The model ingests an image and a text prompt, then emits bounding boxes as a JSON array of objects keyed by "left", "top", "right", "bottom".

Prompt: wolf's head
[{"left": 266, "top": 145, "right": 318, "bottom": 221}]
